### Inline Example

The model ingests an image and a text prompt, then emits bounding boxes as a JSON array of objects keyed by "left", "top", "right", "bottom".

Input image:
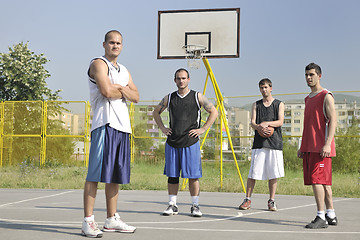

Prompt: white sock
[
  {"left": 245, "top": 197, "right": 251, "bottom": 200},
  {"left": 84, "top": 215, "right": 94, "bottom": 221},
  {"left": 191, "top": 196, "right": 199, "bottom": 205},
  {"left": 326, "top": 209, "right": 336, "bottom": 218},
  {"left": 169, "top": 195, "right": 177, "bottom": 205},
  {"left": 317, "top": 211, "right": 325, "bottom": 220}
]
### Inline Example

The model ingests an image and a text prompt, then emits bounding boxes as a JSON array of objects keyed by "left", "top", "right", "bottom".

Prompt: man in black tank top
[
  {"left": 239, "top": 78, "right": 285, "bottom": 212},
  {"left": 153, "top": 68, "right": 218, "bottom": 217}
]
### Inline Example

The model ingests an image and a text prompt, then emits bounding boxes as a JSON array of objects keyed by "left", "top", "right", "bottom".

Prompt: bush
[
  {"left": 283, "top": 138, "right": 302, "bottom": 171},
  {"left": 333, "top": 119, "right": 360, "bottom": 173}
]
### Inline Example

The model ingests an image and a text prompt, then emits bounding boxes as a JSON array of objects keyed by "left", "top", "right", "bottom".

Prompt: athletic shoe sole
[
  {"left": 81, "top": 231, "right": 103, "bottom": 238},
  {"left": 103, "top": 227, "right": 136, "bottom": 233},
  {"left": 239, "top": 205, "right": 251, "bottom": 210},
  {"left": 162, "top": 211, "right": 179, "bottom": 216},
  {"left": 191, "top": 213, "right": 202, "bottom": 217}
]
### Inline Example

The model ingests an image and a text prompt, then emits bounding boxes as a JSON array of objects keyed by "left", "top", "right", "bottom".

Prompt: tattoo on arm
[
  {"left": 158, "top": 98, "right": 166, "bottom": 112},
  {"left": 202, "top": 96, "right": 214, "bottom": 112}
]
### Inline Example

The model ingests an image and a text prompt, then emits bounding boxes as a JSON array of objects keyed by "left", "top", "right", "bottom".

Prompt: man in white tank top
[{"left": 82, "top": 30, "right": 139, "bottom": 238}]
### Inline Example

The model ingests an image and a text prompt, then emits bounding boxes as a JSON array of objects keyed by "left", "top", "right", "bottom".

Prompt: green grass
[{"left": 0, "top": 160, "right": 359, "bottom": 198}]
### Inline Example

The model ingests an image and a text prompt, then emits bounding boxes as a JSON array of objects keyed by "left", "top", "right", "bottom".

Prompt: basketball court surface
[
  {"left": 0, "top": 189, "right": 359, "bottom": 240},
  {"left": 1, "top": 7, "right": 358, "bottom": 240}
]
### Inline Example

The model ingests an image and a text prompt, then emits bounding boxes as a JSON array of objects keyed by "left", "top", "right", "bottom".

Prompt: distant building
[
  {"left": 283, "top": 100, "right": 360, "bottom": 136},
  {"left": 51, "top": 112, "right": 86, "bottom": 136},
  {"left": 226, "top": 106, "right": 252, "bottom": 149}
]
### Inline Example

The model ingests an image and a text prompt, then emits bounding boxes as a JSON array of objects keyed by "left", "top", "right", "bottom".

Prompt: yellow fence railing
[{"left": 0, "top": 101, "right": 91, "bottom": 167}]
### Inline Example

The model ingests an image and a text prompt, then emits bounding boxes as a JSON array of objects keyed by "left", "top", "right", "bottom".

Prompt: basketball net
[{"left": 182, "top": 45, "right": 206, "bottom": 69}]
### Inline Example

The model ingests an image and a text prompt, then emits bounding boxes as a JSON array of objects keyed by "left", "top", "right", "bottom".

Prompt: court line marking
[
  {"left": 241, "top": 197, "right": 354, "bottom": 217},
  {"left": 0, "top": 190, "right": 74, "bottom": 208},
  {"left": 0, "top": 193, "right": 358, "bottom": 235},
  {"left": 0, "top": 220, "right": 358, "bottom": 235},
  {"left": 139, "top": 226, "right": 360, "bottom": 235},
  {"left": 133, "top": 197, "right": 353, "bottom": 224}
]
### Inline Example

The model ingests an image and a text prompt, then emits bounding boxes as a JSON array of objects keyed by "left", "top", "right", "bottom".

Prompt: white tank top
[{"left": 88, "top": 56, "right": 132, "bottom": 133}]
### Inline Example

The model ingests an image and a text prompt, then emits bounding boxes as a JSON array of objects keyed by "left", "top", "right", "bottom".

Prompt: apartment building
[
  {"left": 52, "top": 112, "right": 86, "bottom": 136},
  {"left": 283, "top": 100, "right": 360, "bottom": 136},
  {"left": 226, "top": 106, "right": 252, "bottom": 149}
]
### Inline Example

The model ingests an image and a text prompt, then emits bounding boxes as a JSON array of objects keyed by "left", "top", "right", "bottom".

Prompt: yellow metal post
[
  {"left": 84, "top": 101, "right": 91, "bottom": 167},
  {"left": 0, "top": 101, "right": 3, "bottom": 167},
  {"left": 202, "top": 58, "right": 246, "bottom": 192},
  {"left": 8, "top": 102, "right": 14, "bottom": 166},
  {"left": 129, "top": 102, "right": 135, "bottom": 163},
  {"left": 41, "top": 101, "right": 47, "bottom": 165}
]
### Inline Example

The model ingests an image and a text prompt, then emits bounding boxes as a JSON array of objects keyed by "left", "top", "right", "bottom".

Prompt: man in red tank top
[{"left": 298, "top": 63, "right": 338, "bottom": 229}]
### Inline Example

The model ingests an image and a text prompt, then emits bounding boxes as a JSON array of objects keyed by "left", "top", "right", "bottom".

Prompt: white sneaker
[
  {"left": 81, "top": 215, "right": 103, "bottom": 238},
  {"left": 103, "top": 213, "right": 136, "bottom": 233},
  {"left": 190, "top": 204, "right": 203, "bottom": 217},
  {"left": 162, "top": 201, "right": 179, "bottom": 216}
]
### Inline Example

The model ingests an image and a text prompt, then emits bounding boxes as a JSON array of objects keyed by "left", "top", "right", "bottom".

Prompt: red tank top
[{"left": 300, "top": 89, "right": 336, "bottom": 156}]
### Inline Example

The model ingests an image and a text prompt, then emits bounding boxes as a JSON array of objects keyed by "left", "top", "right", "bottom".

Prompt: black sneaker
[
  {"left": 325, "top": 214, "right": 338, "bottom": 226},
  {"left": 162, "top": 202, "right": 179, "bottom": 216},
  {"left": 305, "top": 216, "right": 328, "bottom": 229},
  {"left": 267, "top": 199, "right": 277, "bottom": 211}
]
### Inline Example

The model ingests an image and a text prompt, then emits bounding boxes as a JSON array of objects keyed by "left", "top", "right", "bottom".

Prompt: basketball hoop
[{"left": 182, "top": 45, "right": 206, "bottom": 69}]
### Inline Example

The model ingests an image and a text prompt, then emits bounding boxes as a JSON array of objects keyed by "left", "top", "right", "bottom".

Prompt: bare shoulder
[
  {"left": 252, "top": 102, "right": 257, "bottom": 110},
  {"left": 198, "top": 92, "right": 215, "bottom": 111},
  {"left": 91, "top": 58, "right": 107, "bottom": 69},
  {"left": 160, "top": 94, "right": 169, "bottom": 105},
  {"left": 325, "top": 93, "right": 335, "bottom": 105},
  {"left": 89, "top": 59, "right": 107, "bottom": 78},
  {"left": 154, "top": 95, "right": 169, "bottom": 113}
]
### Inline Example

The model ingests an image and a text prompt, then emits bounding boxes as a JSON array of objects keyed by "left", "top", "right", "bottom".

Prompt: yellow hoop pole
[{"left": 202, "top": 58, "right": 246, "bottom": 193}]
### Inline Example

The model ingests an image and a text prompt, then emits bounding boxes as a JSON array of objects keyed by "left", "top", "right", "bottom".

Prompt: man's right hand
[
  {"left": 161, "top": 128, "right": 172, "bottom": 136},
  {"left": 297, "top": 150, "right": 303, "bottom": 158}
]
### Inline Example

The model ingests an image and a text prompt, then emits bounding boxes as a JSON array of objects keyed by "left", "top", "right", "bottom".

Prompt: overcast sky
[{"left": 1, "top": 0, "right": 359, "bottom": 105}]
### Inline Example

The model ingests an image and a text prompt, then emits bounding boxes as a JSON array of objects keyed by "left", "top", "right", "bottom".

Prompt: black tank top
[
  {"left": 252, "top": 99, "right": 283, "bottom": 150},
  {"left": 166, "top": 90, "right": 201, "bottom": 148}
]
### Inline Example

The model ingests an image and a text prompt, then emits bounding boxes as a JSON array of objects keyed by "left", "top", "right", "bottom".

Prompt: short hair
[
  {"left": 259, "top": 78, "right": 272, "bottom": 87},
  {"left": 104, "top": 30, "right": 123, "bottom": 42},
  {"left": 305, "top": 62, "right": 322, "bottom": 75},
  {"left": 174, "top": 68, "right": 190, "bottom": 79}
]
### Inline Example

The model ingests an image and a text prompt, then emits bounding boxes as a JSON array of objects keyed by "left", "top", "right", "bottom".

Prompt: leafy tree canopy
[{"left": 0, "top": 42, "right": 61, "bottom": 101}]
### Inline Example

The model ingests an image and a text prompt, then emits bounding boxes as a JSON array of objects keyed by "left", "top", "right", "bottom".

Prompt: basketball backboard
[{"left": 157, "top": 8, "right": 240, "bottom": 59}]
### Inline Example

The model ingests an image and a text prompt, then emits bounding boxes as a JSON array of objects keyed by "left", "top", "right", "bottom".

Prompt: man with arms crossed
[
  {"left": 82, "top": 30, "right": 139, "bottom": 237},
  {"left": 153, "top": 68, "right": 218, "bottom": 217},
  {"left": 239, "top": 78, "right": 285, "bottom": 211},
  {"left": 298, "top": 62, "right": 338, "bottom": 229}
]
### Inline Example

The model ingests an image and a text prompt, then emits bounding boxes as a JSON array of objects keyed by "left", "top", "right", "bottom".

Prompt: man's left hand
[{"left": 189, "top": 128, "right": 205, "bottom": 138}]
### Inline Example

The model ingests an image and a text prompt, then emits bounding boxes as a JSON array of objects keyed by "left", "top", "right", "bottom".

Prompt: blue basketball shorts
[
  {"left": 164, "top": 141, "right": 202, "bottom": 179},
  {"left": 86, "top": 124, "right": 131, "bottom": 184}
]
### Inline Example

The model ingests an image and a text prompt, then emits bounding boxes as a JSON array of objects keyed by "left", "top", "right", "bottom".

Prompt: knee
[{"left": 168, "top": 177, "right": 179, "bottom": 184}]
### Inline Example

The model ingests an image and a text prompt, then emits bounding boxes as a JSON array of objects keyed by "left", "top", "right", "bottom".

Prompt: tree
[
  {"left": 333, "top": 118, "right": 360, "bottom": 173},
  {"left": 0, "top": 42, "right": 60, "bottom": 101},
  {"left": 0, "top": 42, "right": 75, "bottom": 166},
  {"left": 133, "top": 123, "right": 154, "bottom": 154}
]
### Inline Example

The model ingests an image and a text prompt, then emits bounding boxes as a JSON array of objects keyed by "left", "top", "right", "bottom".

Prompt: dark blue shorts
[
  {"left": 86, "top": 124, "right": 130, "bottom": 184},
  {"left": 164, "top": 142, "right": 202, "bottom": 179}
]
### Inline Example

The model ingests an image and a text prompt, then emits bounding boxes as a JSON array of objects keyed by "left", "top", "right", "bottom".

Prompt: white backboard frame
[{"left": 157, "top": 8, "right": 240, "bottom": 59}]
